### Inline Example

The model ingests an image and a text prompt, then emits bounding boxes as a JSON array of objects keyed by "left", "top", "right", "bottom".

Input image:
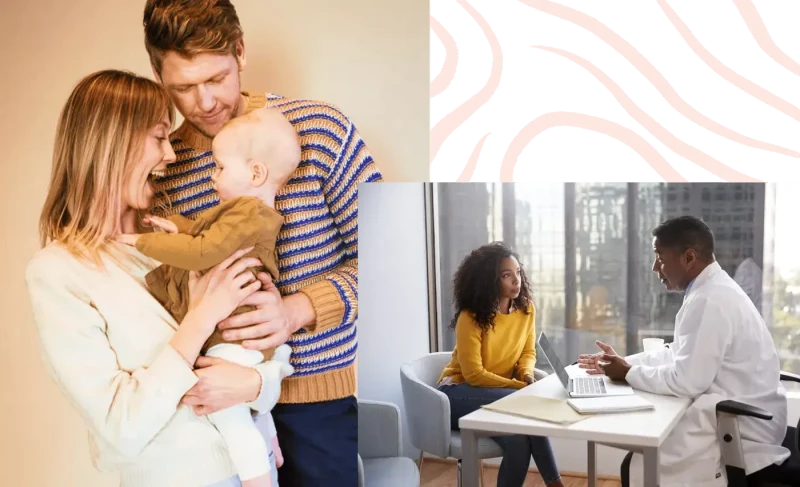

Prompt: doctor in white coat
[{"left": 578, "top": 216, "right": 789, "bottom": 487}]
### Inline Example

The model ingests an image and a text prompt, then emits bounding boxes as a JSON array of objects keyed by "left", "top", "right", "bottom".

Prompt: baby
[{"left": 116, "top": 107, "right": 301, "bottom": 487}]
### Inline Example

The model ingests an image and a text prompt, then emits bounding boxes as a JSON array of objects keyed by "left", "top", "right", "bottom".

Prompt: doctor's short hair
[{"left": 652, "top": 216, "right": 715, "bottom": 260}]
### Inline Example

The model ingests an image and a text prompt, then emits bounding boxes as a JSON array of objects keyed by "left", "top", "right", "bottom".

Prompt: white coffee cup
[{"left": 643, "top": 338, "right": 665, "bottom": 352}]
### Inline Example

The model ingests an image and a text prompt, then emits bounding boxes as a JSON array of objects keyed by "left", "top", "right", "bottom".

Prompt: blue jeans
[{"left": 440, "top": 383, "right": 561, "bottom": 486}]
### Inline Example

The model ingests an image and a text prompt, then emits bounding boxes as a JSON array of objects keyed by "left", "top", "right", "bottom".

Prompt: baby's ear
[{"left": 251, "top": 161, "right": 269, "bottom": 186}]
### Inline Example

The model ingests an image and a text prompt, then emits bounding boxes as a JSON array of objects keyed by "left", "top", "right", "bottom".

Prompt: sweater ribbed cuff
[
  {"left": 278, "top": 365, "right": 355, "bottom": 404},
  {"left": 148, "top": 345, "right": 200, "bottom": 403},
  {"left": 298, "top": 279, "right": 346, "bottom": 333}
]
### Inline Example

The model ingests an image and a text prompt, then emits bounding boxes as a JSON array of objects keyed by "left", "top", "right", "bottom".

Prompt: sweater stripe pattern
[{"left": 151, "top": 92, "right": 381, "bottom": 403}]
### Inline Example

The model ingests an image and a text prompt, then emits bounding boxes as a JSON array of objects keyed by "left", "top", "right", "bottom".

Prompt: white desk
[{"left": 458, "top": 366, "right": 691, "bottom": 487}]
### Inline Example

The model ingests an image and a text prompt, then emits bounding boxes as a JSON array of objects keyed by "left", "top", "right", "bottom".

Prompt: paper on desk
[{"left": 481, "top": 395, "right": 590, "bottom": 425}]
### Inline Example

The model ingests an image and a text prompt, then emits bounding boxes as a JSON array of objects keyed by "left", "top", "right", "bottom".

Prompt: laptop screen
[{"left": 537, "top": 332, "right": 570, "bottom": 390}]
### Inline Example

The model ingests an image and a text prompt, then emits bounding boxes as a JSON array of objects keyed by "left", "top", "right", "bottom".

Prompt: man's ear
[
  {"left": 251, "top": 161, "right": 268, "bottom": 186},
  {"left": 684, "top": 248, "right": 698, "bottom": 267},
  {"left": 235, "top": 39, "right": 247, "bottom": 71}
]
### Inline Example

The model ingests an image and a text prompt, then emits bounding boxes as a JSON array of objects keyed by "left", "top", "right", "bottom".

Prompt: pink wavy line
[
  {"left": 521, "top": 0, "right": 799, "bottom": 158},
  {"left": 500, "top": 112, "right": 686, "bottom": 182},
  {"left": 533, "top": 46, "right": 758, "bottom": 182},
  {"left": 733, "top": 0, "right": 800, "bottom": 78},
  {"left": 430, "top": 0, "right": 503, "bottom": 166},
  {"left": 457, "top": 133, "right": 490, "bottom": 182},
  {"left": 659, "top": 0, "right": 800, "bottom": 123},
  {"left": 430, "top": 16, "right": 459, "bottom": 98}
]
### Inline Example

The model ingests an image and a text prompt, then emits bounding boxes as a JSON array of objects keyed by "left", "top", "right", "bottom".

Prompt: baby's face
[{"left": 210, "top": 140, "right": 253, "bottom": 201}]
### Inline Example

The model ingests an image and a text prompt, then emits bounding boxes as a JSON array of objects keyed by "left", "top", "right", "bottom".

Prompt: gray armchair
[
  {"left": 400, "top": 352, "right": 549, "bottom": 486},
  {"left": 357, "top": 399, "right": 420, "bottom": 487}
]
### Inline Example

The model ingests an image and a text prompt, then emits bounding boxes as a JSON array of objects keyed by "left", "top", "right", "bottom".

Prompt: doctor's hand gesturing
[
  {"left": 577, "top": 340, "right": 618, "bottom": 374},
  {"left": 596, "top": 354, "right": 631, "bottom": 381}
]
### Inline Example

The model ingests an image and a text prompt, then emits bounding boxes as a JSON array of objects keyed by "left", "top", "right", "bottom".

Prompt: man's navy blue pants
[{"left": 272, "top": 395, "right": 358, "bottom": 486}]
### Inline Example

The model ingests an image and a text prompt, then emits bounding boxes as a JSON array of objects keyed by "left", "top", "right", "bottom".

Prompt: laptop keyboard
[{"left": 574, "top": 377, "right": 607, "bottom": 395}]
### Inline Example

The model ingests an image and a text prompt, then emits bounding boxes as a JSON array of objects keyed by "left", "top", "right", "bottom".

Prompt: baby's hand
[
  {"left": 272, "top": 435, "right": 284, "bottom": 468},
  {"left": 143, "top": 214, "right": 179, "bottom": 233},
  {"left": 114, "top": 234, "right": 140, "bottom": 246}
]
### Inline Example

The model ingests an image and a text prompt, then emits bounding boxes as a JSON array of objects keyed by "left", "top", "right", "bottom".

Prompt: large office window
[{"left": 430, "top": 183, "right": 800, "bottom": 385}]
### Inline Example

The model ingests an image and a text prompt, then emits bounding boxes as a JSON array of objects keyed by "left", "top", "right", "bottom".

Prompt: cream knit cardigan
[{"left": 26, "top": 242, "right": 277, "bottom": 487}]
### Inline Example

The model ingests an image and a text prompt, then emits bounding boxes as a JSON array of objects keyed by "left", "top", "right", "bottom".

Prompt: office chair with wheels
[
  {"left": 621, "top": 371, "right": 800, "bottom": 487},
  {"left": 715, "top": 371, "right": 800, "bottom": 486}
]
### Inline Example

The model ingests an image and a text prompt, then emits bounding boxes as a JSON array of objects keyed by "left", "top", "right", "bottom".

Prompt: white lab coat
[{"left": 625, "top": 261, "right": 789, "bottom": 487}]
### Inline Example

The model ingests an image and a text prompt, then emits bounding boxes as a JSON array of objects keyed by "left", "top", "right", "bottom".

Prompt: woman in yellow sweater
[{"left": 438, "top": 242, "right": 564, "bottom": 487}]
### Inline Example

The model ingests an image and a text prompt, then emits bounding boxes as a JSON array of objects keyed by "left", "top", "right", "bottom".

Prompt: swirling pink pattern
[
  {"left": 430, "top": 17, "right": 459, "bottom": 98},
  {"left": 429, "top": 0, "right": 503, "bottom": 166},
  {"left": 500, "top": 112, "right": 686, "bottom": 182},
  {"left": 733, "top": 0, "right": 800, "bottom": 78},
  {"left": 658, "top": 0, "right": 800, "bottom": 123},
  {"left": 520, "top": 0, "right": 799, "bottom": 158},
  {"left": 534, "top": 46, "right": 759, "bottom": 181},
  {"left": 429, "top": 0, "right": 788, "bottom": 182},
  {"left": 457, "top": 133, "right": 490, "bottom": 182}
]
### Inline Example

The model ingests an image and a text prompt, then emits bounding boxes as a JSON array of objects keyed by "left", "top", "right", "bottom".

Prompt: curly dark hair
[{"left": 449, "top": 242, "right": 533, "bottom": 332}]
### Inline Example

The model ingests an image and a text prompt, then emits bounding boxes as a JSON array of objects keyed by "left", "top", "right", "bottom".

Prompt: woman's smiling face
[{"left": 122, "top": 116, "right": 175, "bottom": 211}]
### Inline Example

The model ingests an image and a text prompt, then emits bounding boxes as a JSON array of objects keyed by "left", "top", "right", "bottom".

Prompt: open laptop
[{"left": 537, "top": 331, "right": 634, "bottom": 398}]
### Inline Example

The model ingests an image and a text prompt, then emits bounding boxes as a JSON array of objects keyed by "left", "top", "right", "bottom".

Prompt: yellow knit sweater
[{"left": 438, "top": 305, "right": 537, "bottom": 389}]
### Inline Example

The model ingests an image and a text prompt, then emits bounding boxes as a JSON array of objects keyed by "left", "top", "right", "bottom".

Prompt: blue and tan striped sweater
[{"left": 151, "top": 91, "right": 381, "bottom": 404}]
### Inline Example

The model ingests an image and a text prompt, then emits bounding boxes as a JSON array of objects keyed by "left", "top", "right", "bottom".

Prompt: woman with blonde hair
[{"left": 26, "top": 70, "right": 276, "bottom": 487}]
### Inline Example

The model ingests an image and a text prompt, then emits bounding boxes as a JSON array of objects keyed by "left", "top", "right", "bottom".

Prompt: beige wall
[{"left": 0, "top": 1, "right": 428, "bottom": 485}]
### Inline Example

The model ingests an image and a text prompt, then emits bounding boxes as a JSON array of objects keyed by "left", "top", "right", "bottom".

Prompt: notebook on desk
[{"left": 566, "top": 395, "right": 654, "bottom": 415}]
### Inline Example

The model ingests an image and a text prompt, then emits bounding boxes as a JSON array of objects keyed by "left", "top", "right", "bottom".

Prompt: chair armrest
[
  {"left": 780, "top": 371, "right": 800, "bottom": 384},
  {"left": 399, "top": 365, "right": 452, "bottom": 459},
  {"left": 716, "top": 400, "right": 773, "bottom": 420},
  {"left": 534, "top": 368, "right": 549, "bottom": 381},
  {"left": 715, "top": 399, "right": 770, "bottom": 481},
  {"left": 357, "top": 454, "right": 365, "bottom": 487},
  {"left": 358, "top": 400, "right": 403, "bottom": 459}
]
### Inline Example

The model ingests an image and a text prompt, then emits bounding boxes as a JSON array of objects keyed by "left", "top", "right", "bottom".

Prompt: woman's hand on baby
[
  {"left": 181, "top": 356, "right": 261, "bottom": 415},
  {"left": 272, "top": 435, "right": 284, "bottom": 468},
  {"left": 187, "top": 246, "right": 262, "bottom": 325},
  {"left": 143, "top": 214, "right": 178, "bottom": 233},
  {"left": 114, "top": 233, "right": 140, "bottom": 246}
]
